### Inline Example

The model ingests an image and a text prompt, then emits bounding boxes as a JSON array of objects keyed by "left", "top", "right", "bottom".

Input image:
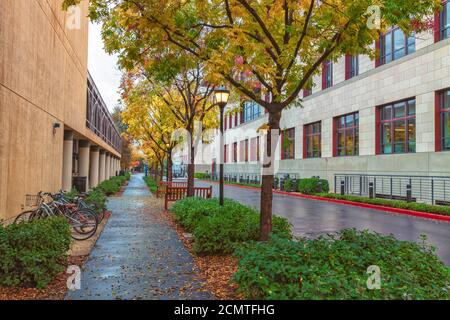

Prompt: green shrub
[
  {"left": 171, "top": 198, "right": 292, "bottom": 255},
  {"left": 171, "top": 197, "right": 226, "bottom": 231},
  {"left": 233, "top": 229, "right": 450, "bottom": 300},
  {"left": 194, "top": 172, "right": 208, "bottom": 179},
  {"left": 85, "top": 188, "right": 107, "bottom": 213},
  {"left": 0, "top": 217, "right": 72, "bottom": 288},
  {"left": 316, "top": 193, "right": 450, "bottom": 217},
  {"left": 298, "top": 178, "right": 329, "bottom": 194},
  {"left": 97, "top": 177, "right": 122, "bottom": 196},
  {"left": 143, "top": 176, "right": 158, "bottom": 193},
  {"left": 283, "top": 178, "right": 293, "bottom": 192}
]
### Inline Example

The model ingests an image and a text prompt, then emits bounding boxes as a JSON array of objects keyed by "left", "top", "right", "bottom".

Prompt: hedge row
[
  {"left": 85, "top": 173, "right": 131, "bottom": 213},
  {"left": 316, "top": 193, "right": 450, "bottom": 217},
  {"left": 233, "top": 230, "right": 450, "bottom": 300},
  {"left": 143, "top": 176, "right": 158, "bottom": 193},
  {"left": 170, "top": 197, "right": 292, "bottom": 255},
  {"left": 0, "top": 217, "right": 72, "bottom": 288}
]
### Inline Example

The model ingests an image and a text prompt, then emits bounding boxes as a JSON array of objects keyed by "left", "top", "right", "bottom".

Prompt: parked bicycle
[{"left": 14, "top": 192, "right": 99, "bottom": 241}]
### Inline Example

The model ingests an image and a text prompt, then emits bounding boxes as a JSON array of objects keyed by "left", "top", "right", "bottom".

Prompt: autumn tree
[
  {"left": 64, "top": 0, "right": 439, "bottom": 240},
  {"left": 120, "top": 72, "right": 182, "bottom": 182},
  {"left": 111, "top": 105, "right": 133, "bottom": 170}
]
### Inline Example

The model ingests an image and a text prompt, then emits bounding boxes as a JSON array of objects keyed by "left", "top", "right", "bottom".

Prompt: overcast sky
[{"left": 88, "top": 22, "right": 122, "bottom": 112}]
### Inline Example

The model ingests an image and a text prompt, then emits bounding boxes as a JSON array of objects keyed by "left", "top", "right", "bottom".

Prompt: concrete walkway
[
  {"left": 66, "top": 174, "right": 212, "bottom": 300},
  {"left": 195, "top": 180, "right": 450, "bottom": 265}
]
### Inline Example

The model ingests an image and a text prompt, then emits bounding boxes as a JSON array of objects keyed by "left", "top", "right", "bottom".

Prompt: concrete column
[
  {"left": 99, "top": 150, "right": 106, "bottom": 182},
  {"left": 62, "top": 131, "right": 74, "bottom": 191},
  {"left": 89, "top": 146, "right": 100, "bottom": 188},
  {"left": 79, "top": 140, "right": 91, "bottom": 191},
  {"left": 105, "top": 153, "right": 111, "bottom": 180}
]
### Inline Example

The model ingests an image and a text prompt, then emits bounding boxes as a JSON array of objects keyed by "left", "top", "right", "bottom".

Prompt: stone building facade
[
  {"left": 0, "top": 0, "right": 121, "bottom": 221},
  {"left": 200, "top": 4, "right": 450, "bottom": 198}
]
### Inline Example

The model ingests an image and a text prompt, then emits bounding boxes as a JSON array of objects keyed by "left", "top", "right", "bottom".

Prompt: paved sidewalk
[{"left": 66, "top": 174, "right": 212, "bottom": 300}]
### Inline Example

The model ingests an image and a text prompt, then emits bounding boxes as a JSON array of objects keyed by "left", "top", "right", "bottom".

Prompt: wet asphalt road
[
  {"left": 66, "top": 174, "right": 212, "bottom": 300},
  {"left": 195, "top": 180, "right": 450, "bottom": 265}
]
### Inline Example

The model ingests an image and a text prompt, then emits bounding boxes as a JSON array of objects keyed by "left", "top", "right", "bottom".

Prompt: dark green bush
[
  {"left": 97, "top": 177, "right": 123, "bottom": 195},
  {"left": 298, "top": 178, "right": 329, "bottom": 194},
  {"left": 0, "top": 217, "right": 72, "bottom": 288},
  {"left": 233, "top": 229, "right": 450, "bottom": 300},
  {"left": 283, "top": 178, "right": 293, "bottom": 192},
  {"left": 85, "top": 188, "right": 107, "bottom": 213},
  {"left": 316, "top": 193, "right": 450, "bottom": 217},
  {"left": 194, "top": 173, "right": 208, "bottom": 179},
  {"left": 171, "top": 198, "right": 292, "bottom": 255},
  {"left": 143, "top": 176, "right": 158, "bottom": 193}
]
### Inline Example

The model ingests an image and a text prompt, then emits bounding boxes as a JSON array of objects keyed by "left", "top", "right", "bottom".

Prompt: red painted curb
[{"left": 198, "top": 179, "right": 450, "bottom": 223}]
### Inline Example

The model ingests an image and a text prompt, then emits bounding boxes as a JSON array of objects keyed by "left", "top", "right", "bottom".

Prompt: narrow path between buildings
[
  {"left": 66, "top": 174, "right": 212, "bottom": 300},
  {"left": 194, "top": 180, "right": 450, "bottom": 265}
]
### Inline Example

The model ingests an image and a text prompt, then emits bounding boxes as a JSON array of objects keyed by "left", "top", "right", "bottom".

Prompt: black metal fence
[
  {"left": 334, "top": 174, "right": 450, "bottom": 205},
  {"left": 204, "top": 172, "right": 304, "bottom": 191}
]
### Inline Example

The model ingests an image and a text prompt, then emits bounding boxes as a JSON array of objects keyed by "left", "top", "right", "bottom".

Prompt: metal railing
[
  {"left": 202, "top": 172, "right": 313, "bottom": 192},
  {"left": 334, "top": 174, "right": 450, "bottom": 205}
]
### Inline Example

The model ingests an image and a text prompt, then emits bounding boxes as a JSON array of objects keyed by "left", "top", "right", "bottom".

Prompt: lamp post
[{"left": 213, "top": 86, "right": 230, "bottom": 206}]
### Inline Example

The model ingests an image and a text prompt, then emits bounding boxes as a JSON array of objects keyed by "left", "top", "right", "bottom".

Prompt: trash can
[{"left": 73, "top": 176, "right": 87, "bottom": 193}]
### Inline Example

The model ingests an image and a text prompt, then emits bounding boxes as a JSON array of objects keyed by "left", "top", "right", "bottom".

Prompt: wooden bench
[
  {"left": 156, "top": 181, "right": 188, "bottom": 198},
  {"left": 164, "top": 186, "right": 213, "bottom": 210}
]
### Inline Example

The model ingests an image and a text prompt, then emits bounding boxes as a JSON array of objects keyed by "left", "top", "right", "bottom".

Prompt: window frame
[
  {"left": 334, "top": 112, "right": 359, "bottom": 157},
  {"left": 441, "top": 1, "right": 450, "bottom": 40},
  {"left": 377, "top": 98, "right": 416, "bottom": 155},
  {"left": 322, "top": 60, "right": 333, "bottom": 89},
  {"left": 232, "top": 142, "right": 238, "bottom": 163},
  {"left": 349, "top": 55, "right": 359, "bottom": 78},
  {"left": 304, "top": 122, "right": 322, "bottom": 159},
  {"left": 440, "top": 89, "right": 450, "bottom": 151},
  {"left": 243, "top": 100, "right": 262, "bottom": 123},
  {"left": 281, "top": 128, "right": 295, "bottom": 160},
  {"left": 380, "top": 28, "right": 415, "bottom": 65}
]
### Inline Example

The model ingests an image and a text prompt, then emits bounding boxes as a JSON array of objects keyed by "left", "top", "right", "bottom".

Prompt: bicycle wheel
[
  {"left": 78, "top": 200, "right": 104, "bottom": 223},
  {"left": 14, "top": 210, "right": 35, "bottom": 224},
  {"left": 67, "top": 209, "right": 98, "bottom": 241}
]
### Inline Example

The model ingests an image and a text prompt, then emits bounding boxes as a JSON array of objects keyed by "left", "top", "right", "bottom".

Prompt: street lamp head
[{"left": 213, "top": 86, "right": 230, "bottom": 108}]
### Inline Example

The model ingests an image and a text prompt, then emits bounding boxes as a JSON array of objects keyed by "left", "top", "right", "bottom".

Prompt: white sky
[{"left": 88, "top": 22, "right": 122, "bottom": 111}]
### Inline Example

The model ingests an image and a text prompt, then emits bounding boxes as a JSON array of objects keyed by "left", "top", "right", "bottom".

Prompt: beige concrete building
[
  {"left": 0, "top": 0, "right": 121, "bottom": 221},
  {"left": 198, "top": 5, "right": 450, "bottom": 204}
]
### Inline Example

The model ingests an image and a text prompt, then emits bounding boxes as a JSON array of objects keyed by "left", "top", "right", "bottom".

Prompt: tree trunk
[
  {"left": 167, "top": 150, "right": 173, "bottom": 182},
  {"left": 187, "top": 144, "right": 195, "bottom": 196},
  {"left": 260, "top": 110, "right": 282, "bottom": 241}
]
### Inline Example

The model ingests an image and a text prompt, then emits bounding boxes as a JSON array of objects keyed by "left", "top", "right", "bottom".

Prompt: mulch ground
[{"left": 161, "top": 202, "right": 243, "bottom": 300}]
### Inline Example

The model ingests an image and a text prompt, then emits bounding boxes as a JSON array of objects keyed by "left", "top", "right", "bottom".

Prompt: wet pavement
[
  {"left": 195, "top": 180, "right": 450, "bottom": 265},
  {"left": 66, "top": 174, "right": 212, "bottom": 300}
]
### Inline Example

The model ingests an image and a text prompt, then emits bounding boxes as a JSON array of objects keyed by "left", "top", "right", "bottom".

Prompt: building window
[
  {"left": 378, "top": 99, "right": 416, "bottom": 154},
  {"left": 335, "top": 112, "right": 359, "bottom": 157},
  {"left": 224, "top": 144, "right": 228, "bottom": 163},
  {"left": 232, "top": 142, "right": 238, "bottom": 163},
  {"left": 250, "top": 136, "right": 261, "bottom": 162},
  {"left": 281, "top": 128, "right": 295, "bottom": 160},
  {"left": 442, "top": 1, "right": 450, "bottom": 40},
  {"left": 243, "top": 101, "right": 262, "bottom": 123},
  {"left": 440, "top": 89, "right": 450, "bottom": 151},
  {"left": 380, "top": 28, "right": 415, "bottom": 65},
  {"left": 345, "top": 55, "right": 359, "bottom": 80},
  {"left": 322, "top": 61, "right": 333, "bottom": 89},
  {"left": 239, "top": 140, "right": 248, "bottom": 162},
  {"left": 304, "top": 122, "right": 321, "bottom": 158}
]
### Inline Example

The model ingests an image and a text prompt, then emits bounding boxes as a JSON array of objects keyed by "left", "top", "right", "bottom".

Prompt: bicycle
[{"left": 15, "top": 192, "right": 99, "bottom": 241}]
